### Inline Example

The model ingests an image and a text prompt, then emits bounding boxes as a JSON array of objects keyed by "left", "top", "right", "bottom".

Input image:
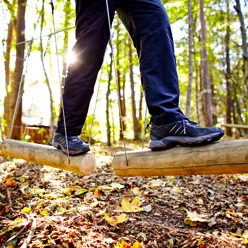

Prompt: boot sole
[
  {"left": 148, "top": 131, "right": 224, "bottom": 151},
  {"left": 52, "top": 141, "right": 90, "bottom": 156}
]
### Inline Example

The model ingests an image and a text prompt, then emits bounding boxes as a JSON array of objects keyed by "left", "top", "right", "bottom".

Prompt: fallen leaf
[
  {"left": 143, "top": 204, "right": 152, "bottom": 212},
  {"left": 105, "top": 213, "right": 128, "bottom": 227},
  {"left": 242, "top": 230, "right": 248, "bottom": 238},
  {"left": 150, "top": 179, "right": 164, "bottom": 187},
  {"left": 116, "top": 198, "right": 144, "bottom": 213},
  {"left": 237, "top": 175, "right": 248, "bottom": 182},
  {"left": 197, "top": 198, "right": 204, "bottom": 205},
  {"left": 172, "top": 186, "right": 181, "bottom": 194},
  {"left": 111, "top": 182, "right": 125, "bottom": 189},
  {"left": 132, "top": 241, "right": 142, "bottom": 248},
  {"left": 21, "top": 207, "right": 31, "bottom": 213},
  {"left": 114, "top": 240, "right": 142, "bottom": 248},
  {"left": 184, "top": 210, "right": 209, "bottom": 226},
  {"left": 75, "top": 188, "right": 88, "bottom": 196},
  {"left": 5, "top": 178, "right": 16, "bottom": 187},
  {"left": 94, "top": 188, "right": 104, "bottom": 197},
  {"left": 131, "top": 187, "right": 142, "bottom": 196},
  {"left": 40, "top": 210, "right": 49, "bottom": 216}
]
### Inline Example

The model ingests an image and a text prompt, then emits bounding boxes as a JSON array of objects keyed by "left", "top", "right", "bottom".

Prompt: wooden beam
[
  {"left": 0, "top": 139, "right": 95, "bottom": 176},
  {"left": 112, "top": 140, "right": 248, "bottom": 177},
  {"left": 222, "top": 124, "right": 248, "bottom": 129}
]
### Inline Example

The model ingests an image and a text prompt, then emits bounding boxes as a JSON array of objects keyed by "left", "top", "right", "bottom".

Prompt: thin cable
[
  {"left": 50, "top": 0, "right": 70, "bottom": 163},
  {"left": 5, "top": 26, "right": 75, "bottom": 48},
  {"left": 142, "top": 105, "right": 148, "bottom": 149},
  {"left": 9, "top": 40, "right": 33, "bottom": 139},
  {"left": 88, "top": 70, "right": 103, "bottom": 145},
  {"left": 105, "top": 0, "right": 128, "bottom": 166}
]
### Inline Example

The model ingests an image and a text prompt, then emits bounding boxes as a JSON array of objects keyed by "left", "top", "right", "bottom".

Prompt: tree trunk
[
  {"left": 10, "top": 0, "right": 27, "bottom": 140},
  {"left": 234, "top": 0, "right": 248, "bottom": 89},
  {"left": 234, "top": 0, "right": 248, "bottom": 125},
  {"left": 225, "top": 0, "right": 232, "bottom": 136},
  {"left": 4, "top": 20, "right": 14, "bottom": 137},
  {"left": 128, "top": 40, "right": 139, "bottom": 140},
  {"left": 199, "top": 0, "right": 213, "bottom": 127},
  {"left": 106, "top": 52, "right": 113, "bottom": 146},
  {"left": 185, "top": 0, "right": 193, "bottom": 118},
  {"left": 40, "top": 0, "right": 55, "bottom": 142},
  {"left": 3, "top": 0, "right": 16, "bottom": 137}
]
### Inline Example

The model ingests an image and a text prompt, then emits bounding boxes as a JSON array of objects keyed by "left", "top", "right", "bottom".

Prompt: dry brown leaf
[{"left": 184, "top": 210, "right": 209, "bottom": 226}]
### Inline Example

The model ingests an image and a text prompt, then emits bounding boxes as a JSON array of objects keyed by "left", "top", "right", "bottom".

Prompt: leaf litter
[{"left": 0, "top": 144, "right": 248, "bottom": 247}]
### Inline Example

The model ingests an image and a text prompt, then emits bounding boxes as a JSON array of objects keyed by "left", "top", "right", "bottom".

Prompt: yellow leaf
[
  {"left": 242, "top": 230, "right": 248, "bottom": 238},
  {"left": 132, "top": 241, "right": 142, "bottom": 248},
  {"left": 40, "top": 210, "right": 49, "bottom": 216},
  {"left": 114, "top": 240, "right": 129, "bottom": 248},
  {"left": 11, "top": 217, "right": 26, "bottom": 227},
  {"left": 21, "top": 207, "right": 31, "bottom": 213},
  {"left": 197, "top": 198, "right": 204, "bottom": 205},
  {"left": 116, "top": 198, "right": 144, "bottom": 213},
  {"left": 172, "top": 186, "right": 181, "bottom": 194},
  {"left": 114, "top": 240, "right": 142, "bottom": 248},
  {"left": 131, "top": 187, "right": 141, "bottom": 195},
  {"left": 105, "top": 213, "right": 128, "bottom": 227}
]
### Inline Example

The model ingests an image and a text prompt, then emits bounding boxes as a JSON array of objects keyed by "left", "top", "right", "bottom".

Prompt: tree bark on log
[
  {"left": 0, "top": 139, "right": 95, "bottom": 176},
  {"left": 113, "top": 140, "right": 248, "bottom": 177}
]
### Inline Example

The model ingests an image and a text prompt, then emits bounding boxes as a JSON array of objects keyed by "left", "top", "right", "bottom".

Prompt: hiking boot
[
  {"left": 52, "top": 133, "right": 90, "bottom": 155},
  {"left": 148, "top": 119, "right": 224, "bottom": 151}
]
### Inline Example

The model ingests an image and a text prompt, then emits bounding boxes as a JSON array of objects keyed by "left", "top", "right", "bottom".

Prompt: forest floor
[{"left": 0, "top": 143, "right": 248, "bottom": 248}]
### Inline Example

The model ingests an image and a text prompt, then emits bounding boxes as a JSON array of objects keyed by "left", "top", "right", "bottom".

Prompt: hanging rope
[
  {"left": 50, "top": 0, "right": 70, "bottom": 163},
  {"left": 142, "top": 105, "right": 148, "bottom": 150},
  {"left": 105, "top": 0, "right": 128, "bottom": 166},
  {"left": 9, "top": 40, "right": 33, "bottom": 139}
]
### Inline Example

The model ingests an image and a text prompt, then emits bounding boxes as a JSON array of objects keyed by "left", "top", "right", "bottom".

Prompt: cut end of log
[{"left": 0, "top": 139, "right": 96, "bottom": 176}]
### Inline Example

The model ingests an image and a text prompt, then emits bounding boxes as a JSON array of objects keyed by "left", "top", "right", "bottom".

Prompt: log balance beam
[
  {"left": 222, "top": 124, "right": 248, "bottom": 130},
  {"left": 0, "top": 139, "right": 95, "bottom": 176},
  {"left": 112, "top": 140, "right": 248, "bottom": 177}
]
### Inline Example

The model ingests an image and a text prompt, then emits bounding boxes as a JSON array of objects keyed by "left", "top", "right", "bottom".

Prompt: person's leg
[
  {"left": 118, "top": 0, "right": 186, "bottom": 125},
  {"left": 118, "top": 0, "right": 223, "bottom": 150},
  {"left": 54, "top": 0, "right": 118, "bottom": 154}
]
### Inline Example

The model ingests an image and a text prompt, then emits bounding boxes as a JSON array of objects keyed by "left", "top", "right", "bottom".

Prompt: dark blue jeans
[{"left": 57, "top": 0, "right": 186, "bottom": 136}]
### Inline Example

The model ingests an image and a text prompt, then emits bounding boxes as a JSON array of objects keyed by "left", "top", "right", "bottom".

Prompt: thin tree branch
[{"left": 20, "top": 217, "right": 36, "bottom": 248}]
